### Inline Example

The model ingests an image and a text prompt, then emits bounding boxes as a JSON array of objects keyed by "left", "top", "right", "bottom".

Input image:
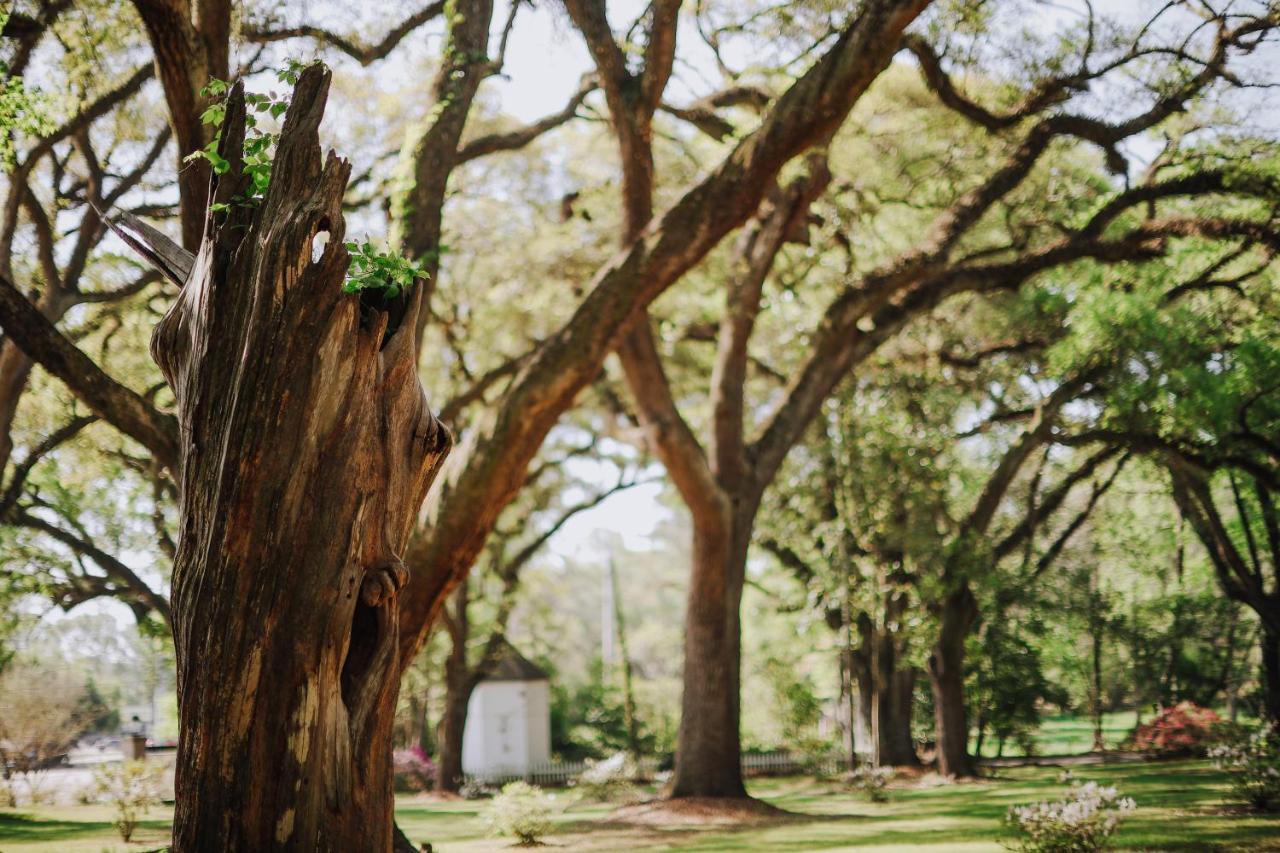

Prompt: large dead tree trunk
[{"left": 149, "top": 67, "right": 449, "bottom": 851}]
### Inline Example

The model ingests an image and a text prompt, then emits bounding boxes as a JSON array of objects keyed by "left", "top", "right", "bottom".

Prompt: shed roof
[{"left": 480, "top": 641, "right": 549, "bottom": 682}]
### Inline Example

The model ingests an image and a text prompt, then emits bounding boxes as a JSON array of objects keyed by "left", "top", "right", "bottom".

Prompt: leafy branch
[{"left": 183, "top": 60, "right": 312, "bottom": 212}]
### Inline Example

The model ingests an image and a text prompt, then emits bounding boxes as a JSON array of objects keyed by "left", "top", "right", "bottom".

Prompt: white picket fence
[
  {"left": 463, "top": 751, "right": 845, "bottom": 787},
  {"left": 742, "top": 750, "right": 844, "bottom": 777}
]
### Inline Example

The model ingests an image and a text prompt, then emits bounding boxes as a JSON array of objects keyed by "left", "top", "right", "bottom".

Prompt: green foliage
[
  {"left": 0, "top": 12, "right": 53, "bottom": 171},
  {"left": 762, "top": 656, "right": 823, "bottom": 745},
  {"left": 74, "top": 677, "right": 120, "bottom": 733},
  {"left": 550, "top": 658, "right": 656, "bottom": 760},
  {"left": 970, "top": 616, "right": 1058, "bottom": 757},
  {"left": 482, "top": 781, "right": 556, "bottom": 845},
  {"left": 184, "top": 67, "right": 302, "bottom": 212},
  {"left": 342, "top": 240, "right": 428, "bottom": 298}
]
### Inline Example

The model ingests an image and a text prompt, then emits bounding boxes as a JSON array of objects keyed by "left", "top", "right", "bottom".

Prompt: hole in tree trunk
[
  {"left": 311, "top": 229, "right": 330, "bottom": 263},
  {"left": 341, "top": 597, "right": 380, "bottom": 711},
  {"left": 358, "top": 288, "right": 409, "bottom": 350}
]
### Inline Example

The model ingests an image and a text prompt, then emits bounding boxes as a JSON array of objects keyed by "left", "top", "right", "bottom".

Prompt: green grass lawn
[
  {"left": 3, "top": 759, "right": 1278, "bottom": 851},
  {"left": 972, "top": 710, "right": 1142, "bottom": 758}
]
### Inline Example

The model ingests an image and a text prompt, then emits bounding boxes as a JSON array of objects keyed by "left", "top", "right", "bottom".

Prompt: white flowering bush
[
  {"left": 482, "top": 781, "right": 556, "bottom": 845},
  {"left": 458, "top": 777, "right": 496, "bottom": 800},
  {"left": 1005, "top": 780, "right": 1136, "bottom": 852},
  {"left": 1209, "top": 722, "right": 1280, "bottom": 812},
  {"left": 845, "top": 765, "right": 893, "bottom": 802},
  {"left": 573, "top": 752, "right": 642, "bottom": 803}
]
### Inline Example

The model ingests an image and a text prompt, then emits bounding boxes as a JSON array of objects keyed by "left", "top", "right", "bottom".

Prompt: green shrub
[
  {"left": 573, "top": 753, "right": 641, "bottom": 803},
  {"left": 844, "top": 764, "right": 893, "bottom": 802},
  {"left": 93, "top": 760, "right": 162, "bottom": 842}
]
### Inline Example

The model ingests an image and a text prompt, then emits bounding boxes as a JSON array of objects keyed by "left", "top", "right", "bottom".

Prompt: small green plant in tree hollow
[
  {"left": 343, "top": 240, "right": 428, "bottom": 299},
  {"left": 185, "top": 64, "right": 428, "bottom": 301}
]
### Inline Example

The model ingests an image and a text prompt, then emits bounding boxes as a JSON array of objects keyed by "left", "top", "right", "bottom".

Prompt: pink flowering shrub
[
  {"left": 393, "top": 745, "right": 436, "bottom": 792},
  {"left": 1127, "top": 702, "right": 1222, "bottom": 756}
]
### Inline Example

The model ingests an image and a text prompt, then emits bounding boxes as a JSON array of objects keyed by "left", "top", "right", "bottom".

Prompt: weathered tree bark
[
  {"left": 150, "top": 68, "right": 449, "bottom": 851},
  {"left": 927, "top": 585, "right": 977, "bottom": 778}
]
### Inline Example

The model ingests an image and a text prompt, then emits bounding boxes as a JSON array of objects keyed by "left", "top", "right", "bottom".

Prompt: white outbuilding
[{"left": 461, "top": 642, "right": 552, "bottom": 781}]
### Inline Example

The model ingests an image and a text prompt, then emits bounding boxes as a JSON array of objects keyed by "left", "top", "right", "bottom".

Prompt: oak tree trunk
[
  {"left": 670, "top": 509, "right": 752, "bottom": 798},
  {"left": 435, "top": 636, "right": 475, "bottom": 793},
  {"left": 854, "top": 605, "right": 919, "bottom": 766},
  {"left": 151, "top": 69, "right": 449, "bottom": 851},
  {"left": 928, "top": 586, "right": 977, "bottom": 778},
  {"left": 1263, "top": 628, "right": 1280, "bottom": 723},
  {"left": 855, "top": 665, "right": 919, "bottom": 767}
]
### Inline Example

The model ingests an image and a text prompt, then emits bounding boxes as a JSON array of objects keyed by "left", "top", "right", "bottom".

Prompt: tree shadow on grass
[{"left": 0, "top": 810, "right": 168, "bottom": 844}]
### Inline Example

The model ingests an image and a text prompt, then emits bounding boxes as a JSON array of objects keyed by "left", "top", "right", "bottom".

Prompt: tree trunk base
[{"left": 623, "top": 795, "right": 792, "bottom": 824}]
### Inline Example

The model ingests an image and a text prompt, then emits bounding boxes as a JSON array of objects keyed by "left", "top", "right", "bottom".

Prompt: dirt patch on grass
[
  {"left": 609, "top": 796, "right": 801, "bottom": 827},
  {"left": 905, "top": 771, "right": 999, "bottom": 789}
]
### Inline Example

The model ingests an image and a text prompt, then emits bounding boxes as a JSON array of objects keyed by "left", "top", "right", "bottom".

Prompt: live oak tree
[
  {"left": 762, "top": 324, "right": 1126, "bottom": 775},
  {"left": 1057, "top": 242, "right": 1280, "bottom": 718},
  {"left": 760, "top": 394, "right": 943, "bottom": 769},
  {"left": 561, "top": 0, "right": 1280, "bottom": 791}
]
